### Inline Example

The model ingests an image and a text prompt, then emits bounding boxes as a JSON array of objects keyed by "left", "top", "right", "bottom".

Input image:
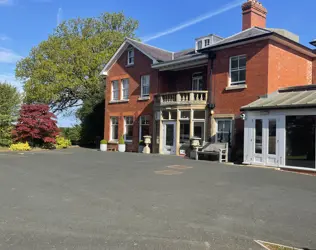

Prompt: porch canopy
[{"left": 241, "top": 85, "right": 316, "bottom": 111}]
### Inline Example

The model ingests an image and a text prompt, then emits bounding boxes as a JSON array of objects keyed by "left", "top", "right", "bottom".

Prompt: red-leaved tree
[{"left": 13, "top": 104, "right": 59, "bottom": 145}]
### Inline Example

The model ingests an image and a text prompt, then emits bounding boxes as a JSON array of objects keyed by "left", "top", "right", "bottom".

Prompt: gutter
[
  {"left": 241, "top": 104, "right": 316, "bottom": 112},
  {"left": 198, "top": 32, "right": 315, "bottom": 57}
]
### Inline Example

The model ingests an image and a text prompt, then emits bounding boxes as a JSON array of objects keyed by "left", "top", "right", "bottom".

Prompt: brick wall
[
  {"left": 212, "top": 40, "right": 269, "bottom": 115},
  {"left": 267, "top": 41, "right": 313, "bottom": 92},
  {"left": 104, "top": 46, "right": 158, "bottom": 152},
  {"left": 313, "top": 59, "right": 316, "bottom": 83},
  {"left": 159, "top": 66, "right": 207, "bottom": 93}
]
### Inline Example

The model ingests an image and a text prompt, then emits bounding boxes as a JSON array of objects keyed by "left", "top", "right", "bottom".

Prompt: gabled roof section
[
  {"left": 126, "top": 38, "right": 173, "bottom": 62},
  {"left": 100, "top": 37, "right": 173, "bottom": 75},
  {"left": 199, "top": 27, "right": 272, "bottom": 51}
]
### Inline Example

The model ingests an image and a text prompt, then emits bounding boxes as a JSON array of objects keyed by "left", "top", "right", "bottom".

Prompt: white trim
[
  {"left": 127, "top": 48, "right": 134, "bottom": 66},
  {"left": 229, "top": 55, "right": 246, "bottom": 86},
  {"left": 215, "top": 119, "right": 233, "bottom": 144},
  {"left": 111, "top": 80, "right": 119, "bottom": 101},
  {"left": 140, "top": 75, "right": 150, "bottom": 98},
  {"left": 100, "top": 38, "right": 159, "bottom": 75},
  {"left": 121, "top": 78, "right": 129, "bottom": 100},
  {"left": 124, "top": 116, "right": 133, "bottom": 142},
  {"left": 192, "top": 74, "right": 203, "bottom": 91},
  {"left": 110, "top": 117, "right": 118, "bottom": 141}
]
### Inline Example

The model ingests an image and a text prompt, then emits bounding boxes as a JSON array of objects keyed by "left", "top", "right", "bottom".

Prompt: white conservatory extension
[{"left": 241, "top": 85, "right": 316, "bottom": 172}]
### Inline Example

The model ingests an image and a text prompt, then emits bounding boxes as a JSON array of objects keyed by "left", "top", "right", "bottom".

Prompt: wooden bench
[{"left": 195, "top": 142, "right": 228, "bottom": 163}]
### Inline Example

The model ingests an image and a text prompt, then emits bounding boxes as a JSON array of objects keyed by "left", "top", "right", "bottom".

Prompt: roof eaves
[{"left": 198, "top": 32, "right": 272, "bottom": 52}]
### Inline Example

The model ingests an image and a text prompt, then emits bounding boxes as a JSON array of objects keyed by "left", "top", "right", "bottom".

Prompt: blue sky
[{"left": 0, "top": 0, "right": 315, "bottom": 126}]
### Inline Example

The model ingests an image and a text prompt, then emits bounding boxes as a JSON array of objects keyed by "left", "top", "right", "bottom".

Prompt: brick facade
[
  {"left": 212, "top": 40, "right": 269, "bottom": 115},
  {"left": 104, "top": 46, "right": 158, "bottom": 152},
  {"left": 313, "top": 59, "right": 316, "bottom": 83},
  {"left": 267, "top": 41, "right": 313, "bottom": 93},
  {"left": 159, "top": 66, "right": 207, "bottom": 93}
]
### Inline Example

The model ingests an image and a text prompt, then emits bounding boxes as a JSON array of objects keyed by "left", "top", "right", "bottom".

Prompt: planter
[
  {"left": 143, "top": 135, "right": 152, "bottom": 154},
  {"left": 100, "top": 144, "right": 107, "bottom": 152},
  {"left": 118, "top": 144, "right": 126, "bottom": 152}
]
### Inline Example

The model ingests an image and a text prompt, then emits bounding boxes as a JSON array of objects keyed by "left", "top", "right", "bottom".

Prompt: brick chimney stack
[{"left": 242, "top": 0, "right": 267, "bottom": 30}]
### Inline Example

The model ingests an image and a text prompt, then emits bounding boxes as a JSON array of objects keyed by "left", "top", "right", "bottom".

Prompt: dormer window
[
  {"left": 127, "top": 48, "right": 134, "bottom": 66},
  {"left": 195, "top": 35, "right": 223, "bottom": 51},
  {"left": 204, "top": 39, "right": 210, "bottom": 47}
]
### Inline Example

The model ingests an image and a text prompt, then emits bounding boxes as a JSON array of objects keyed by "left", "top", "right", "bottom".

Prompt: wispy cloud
[
  {"left": 0, "top": 73, "right": 23, "bottom": 91},
  {"left": 0, "top": 47, "right": 22, "bottom": 63},
  {"left": 141, "top": 0, "right": 243, "bottom": 42},
  {"left": 57, "top": 7, "right": 63, "bottom": 26},
  {"left": 0, "top": 34, "right": 10, "bottom": 41},
  {"left": 0, "top": 0, "right": 13, "bottom": 6}
]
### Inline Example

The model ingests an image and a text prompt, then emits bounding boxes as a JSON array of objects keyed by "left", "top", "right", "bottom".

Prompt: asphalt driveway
[{"left": 0, "top": 148, "right": 316, "bottom": 250}]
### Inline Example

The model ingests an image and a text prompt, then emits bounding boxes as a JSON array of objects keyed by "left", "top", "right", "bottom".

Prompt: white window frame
[
  {"left": 215, "top": 119, "right": 233, "bottom": 144},
  {"left": 141, "top": 75, "right": 150, "bottom": 97},
  {"left": 111, "top": 80, "right": 119, "bottom": 101},
  {"left": 124, "top": 116, "right": 133, "bottom": 142},
  {"left": 204, "top": 39, "right": 210, "bottom": 47},
  {"left": 192, "top": 74, "right": 203, "bottom": 91},
  {"left": 121, "top": 78, "right": 129, "bottom": 100},
  {"left": 110, "top": 117, "right": 119, "bottom": 141},
  {"left": 127, "top": 48, "right": 134, "bottom": 66},
  {"left": 193, "top": 110, "right": 206, "bottom": 143},
  {"left": 139, "top": 116, "right": 150, "bottom": 141},
  {"left": 229, "top": 55, "right": 246, "bottom": 86},
  {"left": 197, "top": 40, "right": 202, "bottom": 50}
]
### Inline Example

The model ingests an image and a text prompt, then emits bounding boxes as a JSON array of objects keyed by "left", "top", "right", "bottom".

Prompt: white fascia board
[{"left": 100, "top": 39, "right": 159, "bottom": 76}]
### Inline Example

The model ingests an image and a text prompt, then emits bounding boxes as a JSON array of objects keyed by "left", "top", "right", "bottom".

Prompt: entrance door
[
  {"left": 252, "top": 118, "right": 278, "bottom": 166},
  {"left": 162, "top": 122, "right": 176, "bottom": 155}
]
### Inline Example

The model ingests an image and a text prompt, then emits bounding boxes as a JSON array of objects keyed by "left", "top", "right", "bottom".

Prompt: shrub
[
  {"left": 9, "top": 142, "right": 31, "bottom": 151},
  {"left": 55, "top": 136, "right": 71, "bottom": 149},
  {"left": 100, "top": 139, "right": 108, "bottom": 144},
  {"left": 139, "top": 140, "right": 145, "bottom": 146},
  {"left": 118, "top": 135, "right": 125, "bottom": 144}
]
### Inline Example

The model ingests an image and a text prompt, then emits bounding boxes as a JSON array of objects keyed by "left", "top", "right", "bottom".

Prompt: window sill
[
  {"left": 125, "top": 64, "right": 134, "bottom": 68},
  {"left": 138, "top": 96, "right": 150, "bottom": 101},
  {"left": 225, "top": 84, "right": 247, "bottom": 91},
  {"left": 109, "top": 99, "right": 129, "bottom": 104}
]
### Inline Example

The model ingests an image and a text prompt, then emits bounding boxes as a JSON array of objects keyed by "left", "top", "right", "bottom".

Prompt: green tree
[
  {"left": 16, "top": 12, "right": 138, "bottom": 112},
  {"left": 0, "top": 82, "right": 20, "bottom": 146}
]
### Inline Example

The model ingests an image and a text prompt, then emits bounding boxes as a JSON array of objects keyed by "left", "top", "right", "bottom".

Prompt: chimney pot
[{"left": 242, "top": 0, "right": 267, "bottom": 30}]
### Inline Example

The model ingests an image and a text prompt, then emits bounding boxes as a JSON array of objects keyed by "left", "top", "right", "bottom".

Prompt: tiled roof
[
  {"left": 174, "top": 48, "right": 196, "bottom": 59},
  {"left": 126, "top": 38, "right": 173, "bottom": 62},
  {"left": 241, "top": 85, "right": 316, "bottom": 111},
  {"left": 200, "top": 27, "right": 272, "bottom": 50}
]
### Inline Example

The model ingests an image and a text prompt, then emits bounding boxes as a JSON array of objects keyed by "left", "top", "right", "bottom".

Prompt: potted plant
[
  {"left": 138, "top": 140, "right": 145, "bottom": 153},
  {"left": 100, "top": 139, "right": 108, "bottom": 152},
  {"left": 118, "top": 135, "right": 126, "bottom": 152}
]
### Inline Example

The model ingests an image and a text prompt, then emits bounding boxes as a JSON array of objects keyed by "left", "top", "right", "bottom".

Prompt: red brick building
[{"left": 100, "top": 0, "right": 316, "bottom": 158}]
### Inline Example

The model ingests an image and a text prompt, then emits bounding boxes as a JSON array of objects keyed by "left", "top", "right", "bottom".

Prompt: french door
[
  {"left": 162, "top": 121, "right": 176, "bottom": 155},
  {"left": 253, "top": 118, "right": 279, "bottom": 166}
]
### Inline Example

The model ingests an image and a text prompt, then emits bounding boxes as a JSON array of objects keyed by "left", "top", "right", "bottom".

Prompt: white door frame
[
  {"left": 251, "top": 116, "right": 280, "bottom": 166},
  {"left": 162, "top": 121, "right": 176, "bottom": 155}
]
